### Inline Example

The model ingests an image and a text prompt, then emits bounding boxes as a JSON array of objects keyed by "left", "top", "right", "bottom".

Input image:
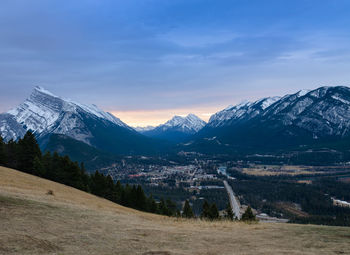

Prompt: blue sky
[{"left": 1, "top": 0, "right": 350, "bottom": 126}]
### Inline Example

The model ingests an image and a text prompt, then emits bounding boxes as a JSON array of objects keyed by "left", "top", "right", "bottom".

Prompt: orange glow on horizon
[{"left": 109, "top": 107, "right": 221, "bottom": 127}]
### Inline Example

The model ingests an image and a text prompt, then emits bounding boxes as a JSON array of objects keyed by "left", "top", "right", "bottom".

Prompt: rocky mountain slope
[{"left": 190, "top": 86, "right": 350, "bottom": 153}]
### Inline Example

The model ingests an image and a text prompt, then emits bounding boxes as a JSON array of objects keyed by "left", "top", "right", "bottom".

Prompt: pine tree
[
  {"left": 32, "top": 156, "right": 45, "bottom": 176},
  {"left": 201, "top": 200, "right": 220, "bottom": 220},
  {"left": 17, "top": 131, "right": 41, "bottom": 173},
  {"left": 147, "top": 194, "right": 158, "bottom": 213},
  {"left": 135, "top": 185, "right": 147, "bottom": 210},
  {"left": 114, "top": 180, "right": 123, "bottom": 204},
  {"left": 225, "top": 203, "right": 234, "bottom": 220},
  {"left": 6, "top": 139, "right": 18, "bottom": 169},
  {"left": 159, "top": 198, "right": 171, "bottom": 216},
  {"left": 0, "top": 136, "right": 7, "bottom": 166},
  {"left": 166, "top": 199, "right": 177, "bottom": 216},
  {"left": 201, "top": 200, "right": 211, "bottom": 219},
  {"left": 182, "top": 200, "right": 194, "bottom": 218},
  {"left": 209, "top": 203, "right": 219, "bottom": 220},
  {"left": 241, "top": 206, "right": 256, "bottom": 221}
]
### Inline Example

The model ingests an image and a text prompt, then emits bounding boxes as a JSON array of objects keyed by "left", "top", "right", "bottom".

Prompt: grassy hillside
[{"left": 0, "top": 166, "right": 349, "bottom": 255}]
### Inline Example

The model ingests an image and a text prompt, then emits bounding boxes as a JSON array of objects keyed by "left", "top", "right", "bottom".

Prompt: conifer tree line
[{"left": 0, "top": 131, "right": 177, "bottom": 216}]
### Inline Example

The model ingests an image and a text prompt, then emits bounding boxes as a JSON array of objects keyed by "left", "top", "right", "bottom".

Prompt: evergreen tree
[
  {"left": 241, "top": 206, "right": 256, "bottom": 221},
  {"left": 201, "top": 200, "right": 220, "bottom": 220},
  {"left": 6, "top": 139, "right": 18, "bottom": 169},
  {"left": 17, "top": 131, "right": 41, "bottom": 173},
  {"left": 135, "top": 185, "right": 147, "bottom": 210},
  {"left": 225, "top": 203, "right": 234, "bottom": 220},
  {"left": 182, "top": 200, "right": 194, "bottom": 218},
  {"left": 114, "top": 180, "right": 123, "bottom": 204},
  {"left": 166, "top": 199, "right": 177, "bottom": 216},
  {"left": 0, "top": 136, "right": 7, "bottom": 165},
  {"left": 33, "top": 156, "right": 45, "bottom": 176},
  {"left": 159, "top": 198, "right": 171, "bottom": 216},
  {"left": 209, "top": 203, "right": 219, "bottom": 220},
  {"left": 147, "top": 194, "right": 158, "bottom": 213},
  {"left": 201, "top": 200, "right": 211, "bottom": 219}
]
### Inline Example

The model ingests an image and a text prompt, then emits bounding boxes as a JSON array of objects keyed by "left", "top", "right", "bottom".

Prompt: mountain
[
  {"left": 189, "top": 86, "right": 350, "bottom": 154},
  {"left": 140, "top": 114, "right": 206, "bottom": 142},
  {"left": 133, "top": 126, "right": 155, "bottom": 132},
  {"left": 0, "top": 86, "right": 165, "bottom": 156}
]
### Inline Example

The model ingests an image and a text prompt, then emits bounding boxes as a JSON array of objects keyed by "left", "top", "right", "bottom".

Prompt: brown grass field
[{"left": 1, "top": 166, "right": 350, "bottom": 255}]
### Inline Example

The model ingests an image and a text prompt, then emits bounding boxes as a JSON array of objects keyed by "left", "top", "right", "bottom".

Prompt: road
[{"left": 223, "top": 180, "right": 241, "bottom": 219}]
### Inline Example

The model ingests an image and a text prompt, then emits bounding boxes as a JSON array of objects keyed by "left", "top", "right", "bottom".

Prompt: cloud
[{"left": 1, "top": 0, "right": 350, "bottom": 126}]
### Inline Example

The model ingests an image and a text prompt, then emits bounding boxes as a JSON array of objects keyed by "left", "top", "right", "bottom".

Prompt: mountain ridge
[
  {"left": 0, "top": 86, "right": 167, "bottom": 156},
  {"left": 188, "top": 86, "right": 350, "bottom": 154},
  {"left": 140, "top": 113, "right": 206, "bottom": 142}
]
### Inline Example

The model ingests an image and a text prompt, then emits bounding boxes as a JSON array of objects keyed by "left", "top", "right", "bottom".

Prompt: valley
[
  {"left": 95, "top": 154, "right": 350, "bottom": 225},
  {"left": 2, "top": 86, "right": 350, "bottom": 227}
]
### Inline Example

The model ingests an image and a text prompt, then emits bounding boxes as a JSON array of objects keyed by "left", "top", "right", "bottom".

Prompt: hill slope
[{"left": 1, "top": 166, "right": 350, "bottom": 255}]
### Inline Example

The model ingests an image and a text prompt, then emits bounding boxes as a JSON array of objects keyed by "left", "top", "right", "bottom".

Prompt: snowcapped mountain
[
  {"left": 208, "top": 96, "right": 281, "bottom": 128},
  {"left": 191, "top": 86, "right": 350, "bottom": 152},
  {"left": 0, "top": 86, "right": 129, "bottom": 143},
  {"left": 0, "top": 86, "right": 163, "bottom": 155},
  {"left": 134, "top": 126, "right": 155, "bottom": 132},
  {"left": 141, "top": 114, "right": 206, "bottom": 142},
  {"left": 161, "top": 114, "right": 206, "bottom": 133}
]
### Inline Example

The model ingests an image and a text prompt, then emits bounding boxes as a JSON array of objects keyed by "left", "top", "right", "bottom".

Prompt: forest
[
  {"left": 227, "top": 169, "right": 350, "bottom": 226},
  {"left": 0, "top": 131, "right": 178, "bottom": 216}
]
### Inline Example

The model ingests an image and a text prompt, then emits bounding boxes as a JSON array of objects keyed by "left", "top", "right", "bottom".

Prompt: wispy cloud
[{"left": 1, "top": 0, "right": 350, "bottom": 125}]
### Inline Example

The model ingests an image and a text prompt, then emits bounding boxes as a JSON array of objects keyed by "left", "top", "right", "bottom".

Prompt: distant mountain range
[
  {"left": 137, "top": 114, "right": 206, "bottom": 142},
  {"left": 2, "top": 85, "right": 350, "bottom": 165},
  {"left": 188, "top": 86, "right": 350, "bottom": 154}
]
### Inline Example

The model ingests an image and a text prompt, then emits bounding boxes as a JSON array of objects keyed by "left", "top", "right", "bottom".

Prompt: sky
[{"left": 1, "top": 0, "right": 350, "bottom": 126}]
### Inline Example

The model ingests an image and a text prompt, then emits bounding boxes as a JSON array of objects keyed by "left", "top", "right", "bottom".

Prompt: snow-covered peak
[
  {"left": 258, "top": 96, "right": 281, "bottom": 110},
  {"left": 5, "top": 86, "right": 129, "bottom": 137},
  {"left": 134, "top": 126, "right": 155, "bottom": 132},
  {"left": 33, "top": 86, "right": 58, "bottom": 98},
  {"left": 161, "top": 114, "right": 206, "bottom": 133},
  {"left": 208, "top": 96, "right": 280, "bottom": 127},
  {"left": 296, "top": 89, "right": 311, "bottom": 97}
]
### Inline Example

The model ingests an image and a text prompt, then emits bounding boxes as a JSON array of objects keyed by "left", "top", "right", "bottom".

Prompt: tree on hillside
[
  {"left": 209, "top": 203, "right": 219, "bottom": 220},
  {"left": 182, "top": 200, "right": 194, "bottom": 218},
  {"left": 241, "top": 206, "right": 256, "bottom": 221},
  {"left": 0, "top": 136, "right": 7, "bottom": 165},
  {"left": 159, "top": 198, "right": 170, "bottom": 216},
  {"left": 166, "top": 199, "right": 177, "bottom": 216},
  {"left": 135, "top": 185, "right": 147, "bottom": 211},
  {"left": 6, "top": 139, "right": 18, "bottom": 169},
  {"left": 201, "top": 200, "right": 219, "bottom": 220},
  {"left": 225, "top": 203, "right": 234, "bottom": 220},
  {"left": 201, "top": 200, "right": 211, "bottom": 219},
  {"left": 147, "top": 194, "right": 158, "bottom": 213},
  {"left": 17, "top": 131, "right": 41, "bottom": 173},
  {"left": 33, "top": 156, "right": 45, "bottom": 176}
]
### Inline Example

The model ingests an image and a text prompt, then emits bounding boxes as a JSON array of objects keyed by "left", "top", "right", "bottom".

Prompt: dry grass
[
  {"left": 243, "top": 165, "right": 323, "bottom": 176},
  {"left": 1, "top": 166, "right": 350, "bottom": 255},
  {"left": 242, "top": 164, "right": 350, "bottom": 176}
]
